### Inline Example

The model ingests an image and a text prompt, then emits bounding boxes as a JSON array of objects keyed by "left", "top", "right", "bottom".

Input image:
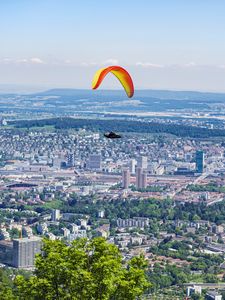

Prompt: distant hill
[
  {"left": 1, "top": 88, "right": 225, "bottom": 115},
  {"left": 35, "top": 88, "right": 225, "bottom": 102}
]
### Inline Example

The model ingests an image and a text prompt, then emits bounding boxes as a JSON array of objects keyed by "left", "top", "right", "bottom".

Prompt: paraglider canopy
[{"left": 92, "top": 66, "right": 134, "bottom": 98}]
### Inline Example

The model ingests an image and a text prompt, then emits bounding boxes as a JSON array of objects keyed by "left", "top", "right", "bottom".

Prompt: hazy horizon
[
  {"left": 1, "top": 84, "right": 225, "bottom": 95},
  {"left": 0, "top": 84, "right": 225, "bottom": 97},
  {"left": 1, "top": 1, "right": 225, "bottom": 92}
]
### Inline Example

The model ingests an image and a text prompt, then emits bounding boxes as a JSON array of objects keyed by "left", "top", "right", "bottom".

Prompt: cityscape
[
  {"left": 0, "top": 95, "right": 225, "bottom": 298},
  {"left": 1, "top": 1, "right": 225, "bottom": 299}
]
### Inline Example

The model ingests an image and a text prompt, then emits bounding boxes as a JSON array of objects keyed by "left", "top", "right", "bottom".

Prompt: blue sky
[{"left": 1, "top": 0, "right": 225, "bottom": 92}]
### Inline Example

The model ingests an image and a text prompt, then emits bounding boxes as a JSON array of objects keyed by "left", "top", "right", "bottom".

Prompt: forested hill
[{"left": 10, "top": 117, "right": 225, "bottom": 138}]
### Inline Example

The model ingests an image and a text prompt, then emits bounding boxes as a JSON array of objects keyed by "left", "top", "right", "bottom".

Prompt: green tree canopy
[{"left": 15, "top": 237, "right": 150, "bottom": 300}]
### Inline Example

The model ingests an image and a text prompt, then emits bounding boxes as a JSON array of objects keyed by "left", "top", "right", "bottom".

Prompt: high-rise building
[
  {"left": 137, "top": 156, "right": 148, "bottom": 170},
  {"left": 141, "top": 171, "right": 147, "bottom": 189},
  {"left": 67, "top": 152, "right": 75, "bottom": 167},
  {"left": 136, "top": 167, "right": 143, "bottom": 189},
  {"left": 136, "top": 168, "right": 147, "bottom": 189},
  {"left": 87, "top": 154, "right": 101, "bottom": 170},
  {"left": 196, "top": 150, "right": 204, "bottom": 173},
  {"left": 12, "top": 236, "right": 42, "bottom": 268},
  {"left": 51, "top": 209, "right": 60, "bottom": 221},
  {"left": 122, "top": 168, "right": 130, "bottom": 189},
  {"left": 129, "top": 159, "right": 136, "bottom": 174}
]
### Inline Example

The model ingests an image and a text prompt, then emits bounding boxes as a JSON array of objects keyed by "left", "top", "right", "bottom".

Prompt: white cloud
[
  {"left": 182, "top": 62, "right": 197, "bottom": 68},
  {"left": 80, "top": 61, "right": 98, "bottom": 67},
  {"left": 30, "top": 57, "right": 44, "bottom": 64},
  {"left": 135, "top": 62, "right": 219, "bottom": 69},
  {"left": 16, "top": 58, "right": 28, "bottom": 63},
  {"left": 101, "top": 58, "right": 119, "bottom": 65},
  {"left": 0, "top": 57, "right": 45, "bottom": 65},
  {"left": 136, "top": 62, "right": 164, "bottom": 68},
  {"left": 80, "top": 58, "right": 119, "bottom": 67}
]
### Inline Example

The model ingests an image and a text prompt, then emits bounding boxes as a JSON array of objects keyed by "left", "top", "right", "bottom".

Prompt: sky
[{"left": 1, "top": 0, "right": 225, "bottom": 92}]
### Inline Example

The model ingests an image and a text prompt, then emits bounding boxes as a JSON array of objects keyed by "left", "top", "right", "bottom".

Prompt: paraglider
[
  {"left": 92, "top": 65, "right": 134, "bottom": 138},
  {"left": 92, "top": 66, "right": 134, "bottom": 98},
  {"left": 104, "top": 132, "right": 122, "bottom": 139}
]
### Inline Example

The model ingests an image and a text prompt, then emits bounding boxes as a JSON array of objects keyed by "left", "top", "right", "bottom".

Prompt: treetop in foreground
[{"left": 16, "top": 237, "right": 150, "bottom": 300}]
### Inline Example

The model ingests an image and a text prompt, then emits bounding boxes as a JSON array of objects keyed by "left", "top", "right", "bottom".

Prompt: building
[
  {"left": 51, "top": 209, "right": 60, "bottom": 221},
  {"left": 0, "top": 229, "right": 10, "bottom": 240},
  {"left": 186, "top": 285, "right": 202, "bottom": 297},
  {"left": 71, "top": 224, "right": 79, "bottom": 233},
  {"left": 67, "top": 152, "right": 75, "bottom": 167},
  {"left": 212, "top": 225, "right": 224, "bottom": 234},
  {"left": 87, "top": 154, "right": 101, "bottom": 170},
  {"left": 62, "top": 228, "right": 70, "bottom": 238},
  {"left": 12, "top": 236, "right": 42, "bottom": 268},
  {"left": 98, "top": 210, "right": 105, "bottom": 218},
  {"left": 136, "top": 167, "right": 143, "bottom": 189},
  {"left": 137, "top": 156, "right": 148, "bottom": 170},
  {"left": 141, "top": 171, "right": 147, "bottom": 189},
  {"left": 79, "top": 219, "right": 88, "bottom": 228},
  {"left": 129, "top": 159, "right": 136, "bottom": 174},
  {"left": 52, "top": 157, "right": 63, "bottom": 169},
  {"left": 148, "top": 162, "right": 158, "bottom": 174},
  {"left": 96, "top": 224, "right": 110, "bottom": 238},
  {"left": 174, "top": 167, "right": 194, "bottom": 176},
  {"left": 117, "top": 217, "right": 149, "bottom": 228},
  {"left": 0, "top": 118, "right": 7, "bottom": 126},
  {"left": 136, "top": 167, "right": 147, "bottom": 189},
  {"left": 196, "top": 150, "right": 204, "bottom": 173},
  {"left": 0, "top": 240, "right": 13, "bottom": 265},
  {"left": 185, "top": 153, "right": 192, "bottom": 162},
  {"left": 45, "top": 232, "right": 56, "bottom": 240},
  {"left": 122, "top": 168, "right": 130, "bottom": 189},
  {"left": 37, "top": 223, "right": 48, "bottom": 234},
  {"left": 68, "top": 230, "right": 87, "bottom": 241},
  {"left": 22, "top": 226, "right": 33, "bottom": 238},
  {"left": 206, "top": 291, "right": 222, "bottom": 300}
]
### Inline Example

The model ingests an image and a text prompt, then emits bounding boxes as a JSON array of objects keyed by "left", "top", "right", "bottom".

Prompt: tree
[
  {"left": 191, "top": 294, "right": 201, "bottom": 300},
  {"left": 0, "top": 269, "right": 15, "bottom": 300},
  {"left": 15, "top": 237, "right": 150, "bottom": 300}
]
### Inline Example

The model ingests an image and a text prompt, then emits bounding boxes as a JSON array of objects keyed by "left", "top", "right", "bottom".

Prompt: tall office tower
[
  {"left": 67, "top": 152, "right": 75, "bottom": 167},
  {"left": 196, "top": 150, "right": 204, "bottom": 173},
  {"left": 87, "top": 154, "right": 101, "bottom": 170},
  {"left": 141, "top": 171, "right": 147, "bottom": 188},
  {"left": 12, "top": 236, "right": 42, "bottom": 268},
  {"left": 136, "top": 167, "right": 143, "bottom": 189},
  {"left": 53, "top": 157, "right": 62, "bottom": 169},
  {"left": 51, "top": 209, "right": 60, "bottom": 221},
  {"left": 129, "top": 159, "right": 136, "bottom": 174},
  {"left": 122, "top": 168, "right": 130, "bottom": 189},
  {"left": 137, "top": 156, "right": 148, "bottom": 170}
]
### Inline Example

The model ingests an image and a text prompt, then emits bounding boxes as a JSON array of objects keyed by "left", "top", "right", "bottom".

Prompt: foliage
[
  {"left": 11, "top": 117, "right": 225, "bottom": 138},
  {"left": 15, "top": 237, "right": 150, "bottom": 300},
  {"left": 0, "top": 269, "right": 15, "bottom": 300},
  {"left": 187, "top": 183, "right": 225, "bottom": 193},
  {"left": 130, "top": 185, "right": 166, "bottom": 193}
]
